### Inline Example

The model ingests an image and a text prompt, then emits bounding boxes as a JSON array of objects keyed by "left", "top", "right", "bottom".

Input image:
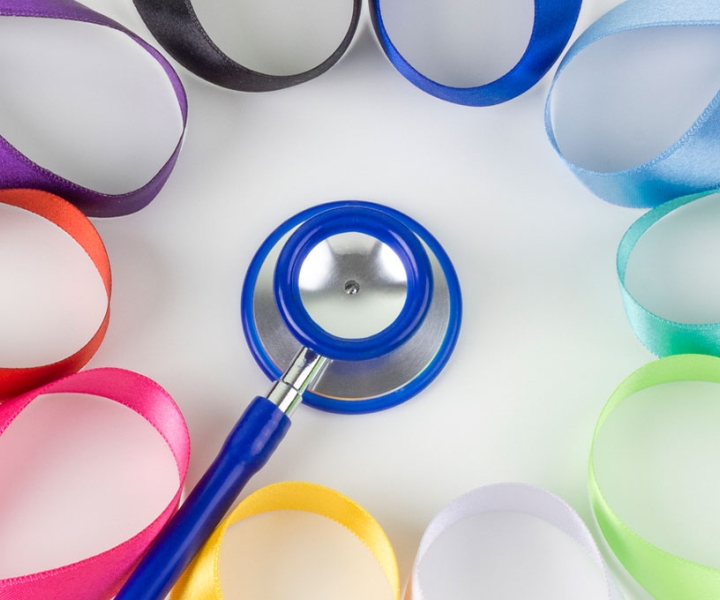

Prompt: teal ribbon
[
  {"left": 546, "top": 0, "right": 720, "bottom": 208},
  {"left": 618, "top": 190, "right": 720, "bottom": 357}
]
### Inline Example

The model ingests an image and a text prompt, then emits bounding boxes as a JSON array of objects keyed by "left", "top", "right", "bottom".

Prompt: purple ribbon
[{"left": 0, "top": 0, "right": 188, "bottom": 217}]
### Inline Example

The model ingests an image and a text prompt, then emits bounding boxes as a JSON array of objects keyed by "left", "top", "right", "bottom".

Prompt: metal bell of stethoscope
[{"left": 117, "top": 201, "right": 462, "bottom": 600}]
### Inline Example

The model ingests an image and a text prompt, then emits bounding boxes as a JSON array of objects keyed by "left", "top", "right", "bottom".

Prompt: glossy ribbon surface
[
  {"left": 590, "top": 354, "right": 720, "bottom": 599},
  {"left": 0, "top": 189, "right": 111, "bottom": 400},
  {"left": 618, "top": 190, "right": 720, "bottom": 357},
  {"left": 370, "top": 0, "right": 582, "bottom": 106},
  {"left": 406, "top": 483, "right": 622, "bottom": 600},
  {"left": 170, "top": 481, "right": 619, "bottom": 599},
  {"left": 0, "top": 367, "right": 190, "bottom": 600},
  {"left": 170, "top": 481, "right": 400, "bottom": 599},
  {"left": 547, "top": 0, "right": 720, "bottom": 207},
  {"left": 0, "top": 0, "right": 187, "bottom": 217},
  {"left": 133, "top": 0, "right": 580, "bottom": 104},
  {"left": 132, "top": 0, "right": 362, "bottom": 92}
]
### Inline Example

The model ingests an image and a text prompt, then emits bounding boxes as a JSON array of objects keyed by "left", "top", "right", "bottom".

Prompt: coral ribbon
[
  {"left": 0, "top": 189, "right": 111, "bottom": 401},
  {"left": 0, "top": 190, "right": 190, "bottom": 599}
]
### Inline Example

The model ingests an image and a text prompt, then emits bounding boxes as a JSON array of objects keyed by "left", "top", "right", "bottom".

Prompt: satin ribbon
[
  {"left": 0, "top": 0, "right": 187, "bottom": 217},
  {"left": 370, "top": 0, "right": 582, "bottom": 106},
  {"left": 170, "top": 481, "right": 400, "bottom": 599},
  {"left": 132, "top": 0, "right": 581, "bottom": 104},
  {"left": 590, "top": 354, "right": 720, "bottom": 599},
  {"left": 406, "top": 483, "right": 622, "bottom": 600},
  {"left": 0, "top": 189, "right": 111, "bottom": 400},
  {"left": 618, "top": 190, "right": 720, "bottom": 357},
  {"left": 170, "top": 481, "right": 620, "bottom": 599},
  {"left": 132, "top": 0, "right": 362, "bottom": 92},
  {"left": 0, "top": 367, "right": 191, "bottom": 600},
  {"left": 546, "top": 0, "right": 720, "bottom": 208}
]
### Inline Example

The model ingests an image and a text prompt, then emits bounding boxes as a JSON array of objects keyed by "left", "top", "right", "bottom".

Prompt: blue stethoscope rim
[
  {"left": 274, "top": 204, "right": 434, "bottom": 361},
  {"left": 241, "top": 200, "right": 462, "bottom": 414}
]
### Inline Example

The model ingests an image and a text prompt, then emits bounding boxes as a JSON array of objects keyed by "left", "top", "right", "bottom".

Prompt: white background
[{"left": 2, "top": 0, "right": 720, "bottom": 598}]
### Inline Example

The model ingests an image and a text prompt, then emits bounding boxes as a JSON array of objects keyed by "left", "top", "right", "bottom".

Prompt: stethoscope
[{"left": 116, "top": 201, "right": 462, "bottom": 599}]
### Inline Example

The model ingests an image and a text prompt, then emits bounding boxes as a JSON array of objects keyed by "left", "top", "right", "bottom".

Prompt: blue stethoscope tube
[{"left": 116, "top": 202, "right": 461, "bottom": 599}]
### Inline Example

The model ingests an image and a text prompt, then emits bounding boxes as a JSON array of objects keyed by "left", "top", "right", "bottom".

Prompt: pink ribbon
[{"left": 0, "top": 368, "right": 190, "bottom": 600}]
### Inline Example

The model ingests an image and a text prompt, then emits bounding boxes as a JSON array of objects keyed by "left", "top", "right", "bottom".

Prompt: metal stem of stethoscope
[
  {"left": 116, "top": 201, "right": 462, "bottom": 600},
  {"left": 266, "top": 347, "right": 329, "bottom": 416}
]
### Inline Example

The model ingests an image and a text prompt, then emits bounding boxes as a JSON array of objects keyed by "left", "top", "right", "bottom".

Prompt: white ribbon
[{"left": 407, "top": 483, "right": 623, "bottom": 600}]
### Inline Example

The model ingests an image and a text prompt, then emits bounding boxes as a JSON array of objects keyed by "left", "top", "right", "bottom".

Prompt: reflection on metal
[
  {"left": 266, "top": 347, "right": 329, "bottom": 416},
  {"left": 253, "top": 229, "right": 450, "bottom": 401},
  {"left": 298, "top": 232, "right": 408, "bottom": 340}
]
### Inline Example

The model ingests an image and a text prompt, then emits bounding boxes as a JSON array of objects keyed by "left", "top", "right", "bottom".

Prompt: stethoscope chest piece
[
  {"left": 242, "top": 201, "right": 462, "bottom": 413},
  {"left": 117, "top": 201, "right": 463, "bottom": 599}
]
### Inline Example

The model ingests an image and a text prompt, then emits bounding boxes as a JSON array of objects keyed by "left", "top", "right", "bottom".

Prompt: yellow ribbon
[{"left": 170, "top": 481, "right": 400, "bottom": 599}]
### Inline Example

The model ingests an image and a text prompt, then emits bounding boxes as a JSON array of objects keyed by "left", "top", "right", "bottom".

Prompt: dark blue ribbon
[
  {"left": 133, "top": 0, "right": 581, "bottom": 104},
  {"left": 370, "top": 0, "right": 582, "bottom": 106}
]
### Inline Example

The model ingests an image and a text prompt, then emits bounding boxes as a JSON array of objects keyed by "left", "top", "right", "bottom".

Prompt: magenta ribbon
[
  {"left": 0, "top": 0, "right": 188, "bottom": 217},
  {"left": 0, "top": 368, "right": 191, "bottom": 600}
]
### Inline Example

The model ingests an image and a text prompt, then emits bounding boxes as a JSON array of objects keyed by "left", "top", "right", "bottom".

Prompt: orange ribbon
[{"left": 0, "top": 189, "right": 111, "bottom": 400}]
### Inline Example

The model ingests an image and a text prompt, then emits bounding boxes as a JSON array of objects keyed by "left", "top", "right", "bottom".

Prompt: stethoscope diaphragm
[{"left": 242, "top": 200, "right": 462, "bottom": 413}]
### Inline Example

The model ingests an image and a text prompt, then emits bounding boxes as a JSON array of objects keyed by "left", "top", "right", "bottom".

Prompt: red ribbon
[
  {"left": 0, "top": 189, "right": 111, "bottom": 400},
  {"left": 0, "top": 189, "right": 191, "bottom": 599}
]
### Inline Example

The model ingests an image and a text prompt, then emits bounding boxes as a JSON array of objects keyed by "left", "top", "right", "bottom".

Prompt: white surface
[{"left": 1, "top": 0, "right": 720, "bottom": 597}]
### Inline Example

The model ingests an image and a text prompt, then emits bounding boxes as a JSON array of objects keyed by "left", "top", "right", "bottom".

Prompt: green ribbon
[{"left": 590, "top": 354, "right": 720, "bottom": 599}]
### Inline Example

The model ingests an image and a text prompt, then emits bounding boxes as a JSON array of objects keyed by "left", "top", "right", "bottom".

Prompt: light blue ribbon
[
  {"left": 618, "top": 190, "right": 720, "bottom": 356},
  {"left": 546, "top": 0, "right": 720, "bottom": 208},
  {"left": 370, "top": 0, "right": 582, "bottom": 106}
]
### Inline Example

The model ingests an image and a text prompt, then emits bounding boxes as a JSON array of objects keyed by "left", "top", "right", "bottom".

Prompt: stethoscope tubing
[{"left": 115, "top": 395, "right": 289, "bottom": 600}]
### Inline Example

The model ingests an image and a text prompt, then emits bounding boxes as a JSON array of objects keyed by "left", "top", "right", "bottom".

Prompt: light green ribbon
[{"left": 590, "top": 354, "right": 720, "bottom": 599}]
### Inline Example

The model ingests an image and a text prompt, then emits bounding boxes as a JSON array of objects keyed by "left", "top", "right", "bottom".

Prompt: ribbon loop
[
  {"left": 590, "top": 354, "right": 720, "bottom": 599},
  {"left": 132, "top": 0, "right": 362, "bottom": 92},
  {"left": 0, "top": 368, "right": 190, "bottom": 600},
  {"left": 407, "top": 483, "right": 622, "bottom": 600},
  {"left": 547, "top": 0, "right": 720, "bottom": 207},
  {"left": 618, "top": 190, "right": 720, "bottom": 357},
  {"left": 371, "top": 0, "right": 582, "bottom": 106},
  {"left": 132, "top": 0, "right": 580, "bottom": 104},
  {"left": 170, "top": 481, "right": 400, "bottom": 600},
  {"left": 0, "top": 189, "right": 111, "bottom": 400},
  {"left": 170, "top": 481, "right": 620, "bottom": 600},
  {"left": 0, "top": 0, "right": 187, "bottom": 217}
]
